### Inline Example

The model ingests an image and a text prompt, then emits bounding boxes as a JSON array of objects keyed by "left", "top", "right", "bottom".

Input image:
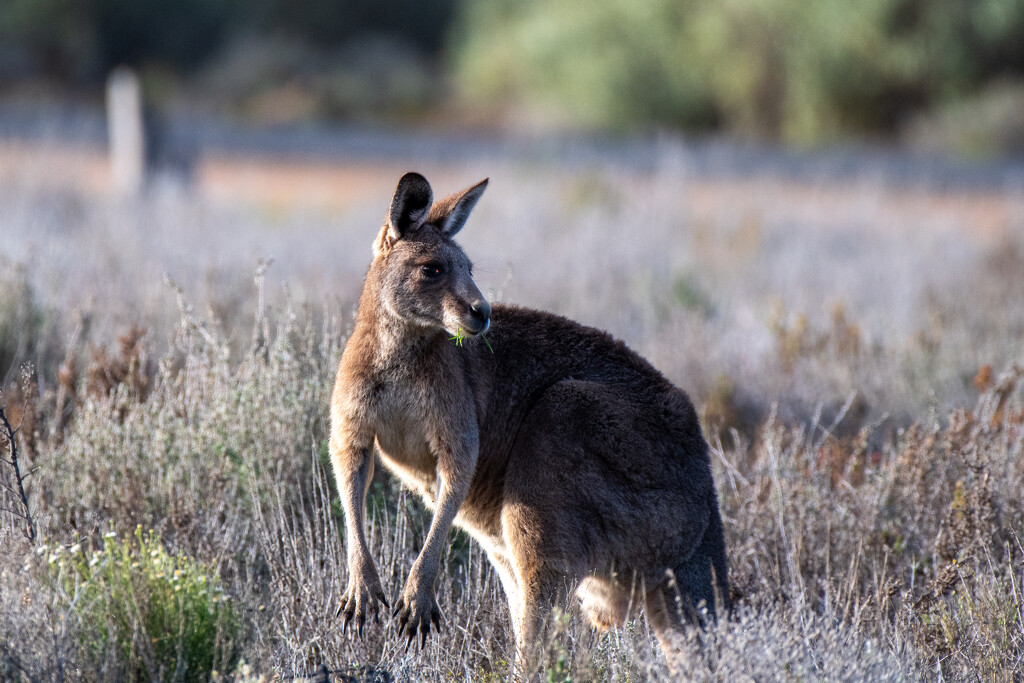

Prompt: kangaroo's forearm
[
  {"left": 413, "top": 470, "right": 470, "bottom": 585},
  {"left": 333, "top": 442, "right": 376, "bottom": 567}
]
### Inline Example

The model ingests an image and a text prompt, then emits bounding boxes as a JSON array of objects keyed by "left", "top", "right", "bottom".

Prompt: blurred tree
[
  {"left": 93, "top": 0, "right": 234, "bottom": 74},
  {"left": 0, "top": 0, "right": 234, "bottom": 84},
  {"left": 0, "top": 0, "right": 99, "bottom": 83},
  {"left": 0, "top": 0, "right": 456, "bottom": 86},
  {"left": 452, "top": 0, "right": 1024, "bottom": 142},
  {"left": 4, "top": 0, "right": 1024, "bottom": 141},
  {"left": 251, "top": 0, "right": 457, "bottom": 54}
]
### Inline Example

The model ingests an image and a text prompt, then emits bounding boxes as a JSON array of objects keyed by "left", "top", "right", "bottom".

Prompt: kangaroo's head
[{"left": 369, "top": 172, "right": 491, "bottom": 339}]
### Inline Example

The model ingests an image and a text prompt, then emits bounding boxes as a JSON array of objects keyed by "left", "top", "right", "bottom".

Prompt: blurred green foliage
[
  {"left": 453, "top": 0, "right": 1024, "bottom": 142},
  {"left": 2, "top": 0, "right": 1024, "bottom": 141}
]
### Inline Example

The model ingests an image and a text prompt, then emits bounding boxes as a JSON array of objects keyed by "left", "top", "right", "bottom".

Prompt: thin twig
[
  {"left": 0, "top": 403, "right": 37, "bottom": 542},
  {"left": 0, "top": 505, "right": 33, "bottom": 519}
]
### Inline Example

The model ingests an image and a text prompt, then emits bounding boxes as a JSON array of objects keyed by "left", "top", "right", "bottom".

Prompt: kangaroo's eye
[{"left": 421, "top": 265, "right": 443, "bottom": 278}]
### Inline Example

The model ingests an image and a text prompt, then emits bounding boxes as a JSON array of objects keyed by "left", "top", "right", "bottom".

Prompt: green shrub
[
  {"left": 452, "top": 0, "right": 1024, "bottom": 142},
  {"left": 44, "top": 527, "right": 240, "bottom": 681}
]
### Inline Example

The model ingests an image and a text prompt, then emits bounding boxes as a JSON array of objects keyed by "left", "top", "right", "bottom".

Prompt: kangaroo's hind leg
[
  {"left": 675, "top": 493, "right": 729, "bottom": 620},
  {"left": 645, "top": 497, "right": 730, "bottom": 653},
  {"left": 577, "top": 574, "right": 642, "bottom": 631},
  {"left": 499, "top": 503, "right": 580, "bottom": 668},
  {"left": 486, "top": 549, "right": 524, "bottom": 643}
]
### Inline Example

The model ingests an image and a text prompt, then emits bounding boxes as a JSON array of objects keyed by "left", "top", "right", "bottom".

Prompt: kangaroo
[{"left": 330, "top": 172, "right": 729, "bottom": 662}]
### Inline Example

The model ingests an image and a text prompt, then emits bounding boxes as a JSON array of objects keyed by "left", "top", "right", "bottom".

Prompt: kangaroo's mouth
[
  {"left": 448, "top": 314, "right": 489, "bottom": 338},
  {"left": 453, "top": 318, "right": 488, "bottom": 337},
  {"left": 444, "top": 299, "right": 490, "bottom": 339}
]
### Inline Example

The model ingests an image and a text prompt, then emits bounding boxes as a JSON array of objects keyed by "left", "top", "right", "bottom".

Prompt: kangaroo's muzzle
[{"left": 464, "top": 299, "right": 491, "bottom": 335}]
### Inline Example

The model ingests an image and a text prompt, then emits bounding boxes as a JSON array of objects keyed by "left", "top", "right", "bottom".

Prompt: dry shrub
[
  {"left": 1, "top": 283, "right": 348, "bottom": 677},
  {"left": 0, "top": 262, "right": 44, "bottom": 383},
  {"left": 0, "top": 265, "right": 1021, "bottom": 679},
  {"left": 667, "top": 600, "right": 915, "bottom": 681},
  {"left": 701, "top": 374, "right": 764, "bottom": 447},
  {"left": 84, "top": 325, "right": 154, "bottom": 403},
  {"left": 1, "top": 365, "right": 40, "bottom": 462},
  {"left": 769, "top": 302, "right": 864, "bottom": 375},
  {"left": 716, "top": 364, "right": 1024, "bottom": 681}
]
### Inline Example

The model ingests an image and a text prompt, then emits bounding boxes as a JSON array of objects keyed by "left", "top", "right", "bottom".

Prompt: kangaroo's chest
[
  {"left": 352, "top": 360, "right": 504, "bottom": 545},
  {"left": 364, "top": 378, "right": 440, "bottom": 500}
]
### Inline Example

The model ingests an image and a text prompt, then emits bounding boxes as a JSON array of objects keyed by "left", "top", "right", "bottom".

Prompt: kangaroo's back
[
  {"left": 473, "top": 302, "right": 702, "bottom": 461},
  {"left": 486, "top": 303, "right": 677, "bottom": 388}
]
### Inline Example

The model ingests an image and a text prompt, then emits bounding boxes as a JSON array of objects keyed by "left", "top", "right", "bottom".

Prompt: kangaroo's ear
[
  {"left": 432, "top": 178, "right": 488, "bottom": 237},
  {"left": 387, "top": 172, "right": 433, "bottom": 242}
]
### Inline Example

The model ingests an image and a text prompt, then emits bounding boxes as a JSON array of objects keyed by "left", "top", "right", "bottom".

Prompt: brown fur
[{"left": 330, "top": 173, "right": 729, "bottom": 660}]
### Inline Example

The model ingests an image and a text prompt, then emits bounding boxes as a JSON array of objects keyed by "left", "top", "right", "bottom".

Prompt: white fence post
[{"left": 106, "top": 67, "right": 146, "bottom": 195}]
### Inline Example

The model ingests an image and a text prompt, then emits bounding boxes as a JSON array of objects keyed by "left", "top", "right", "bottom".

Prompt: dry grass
[{"left": 1, "top": 147, "right": 1023, "bottom": 680}]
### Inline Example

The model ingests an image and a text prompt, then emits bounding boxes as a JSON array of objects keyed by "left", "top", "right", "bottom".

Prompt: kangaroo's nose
[{"left": 469, "top": 300, "right": 491, "bottom": 331}]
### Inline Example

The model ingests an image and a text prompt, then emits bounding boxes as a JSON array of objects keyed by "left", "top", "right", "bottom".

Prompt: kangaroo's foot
[
  {"left": 393, "top": 576, "right": 443, "bottom": 649},
  {"left": 338, "top": 565, "right": 390, "bottom": 637}
]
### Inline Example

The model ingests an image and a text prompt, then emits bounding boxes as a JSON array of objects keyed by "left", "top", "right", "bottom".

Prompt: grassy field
[{"left": 1, "top": 141, "right": 1022, "bottom": 680}]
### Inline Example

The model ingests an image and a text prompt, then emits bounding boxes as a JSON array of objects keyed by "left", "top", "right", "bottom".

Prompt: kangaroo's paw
[
  {"left": 393, "top": 585, "right": 443, "bottom": 649},
  {"left": 338, "top": 572, "right": 389, "bottom": 637}
]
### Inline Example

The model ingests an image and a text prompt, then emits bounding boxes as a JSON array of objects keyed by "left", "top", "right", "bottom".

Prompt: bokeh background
[
  {"left": 4, "top": 0, "right": 1024, "bottom": 150},
  {"left": 3, "top": 0, "right": 1024, "bottom": 418},
  {"left": 1, "top": 2, "right": 1023, "bottom": 681}
]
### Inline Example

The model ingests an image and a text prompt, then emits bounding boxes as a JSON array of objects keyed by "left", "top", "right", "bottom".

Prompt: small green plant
[
  {"left": 531, "top": 609, "right": 576, "bottom": 683},
  {"left": 546, "top": 653, "right": 572, "bottom": 683},
  {"left": 450, "top": 327, "right": 495, "bottom": 353},
  {"left": 44, "top": 526, "right": 241, "bottom": 681}
]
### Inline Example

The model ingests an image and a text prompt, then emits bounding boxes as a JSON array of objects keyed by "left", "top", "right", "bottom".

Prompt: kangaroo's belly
[
  {"left": 366, "top": 382, "right": 507, "bottom": 550},
  {"left": 375, "top": 421, "right": 438, "bottom": 505},
  {"left": 375, "top": 430, "right": 506, "bottom": 556},
  {"left": 377, "top": 436, "right": 506, "bottom": 547}
]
